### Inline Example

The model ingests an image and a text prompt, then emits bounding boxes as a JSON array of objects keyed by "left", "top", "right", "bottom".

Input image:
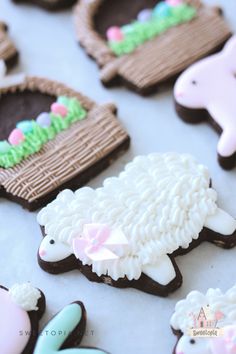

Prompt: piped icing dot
[
  {"left": 106, "top": 26, "right": 124, "bottom": 42},
  {"left": 16, "top": 120, "right": 33, "bottom": 134},
  {"left": 8, "top": 128, "right": 25, "bottom": 145},
  {"left": 153, "top": 2, "right": 171, "bottom": 17},
  {"left": 51, "top": 103, "right": 68, "bottom": 117},
  {"left": 0, "top": 141, "right": 11, "bottom": 154},
  {"left": 36, "top": 112, "right": 51, "bottom": 127},
  {"left": 137, "top": 9, "right": 152, "bottom": 22}
]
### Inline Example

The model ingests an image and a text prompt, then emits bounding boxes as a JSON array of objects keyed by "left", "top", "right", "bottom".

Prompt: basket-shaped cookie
[
  {"left": 75, "top": 0, "right": 231, "bottom": 95},
  {"left": 0, "top": 76, "right": 130, "bottom": 210}
]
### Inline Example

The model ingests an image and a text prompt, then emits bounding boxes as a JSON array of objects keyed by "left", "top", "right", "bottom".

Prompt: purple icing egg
[
  {"left": 137, "top": 9, "right": 152, "bottom": 22},
  {"left": 36, "top": 112, "right": 51, "bottom": 128}
]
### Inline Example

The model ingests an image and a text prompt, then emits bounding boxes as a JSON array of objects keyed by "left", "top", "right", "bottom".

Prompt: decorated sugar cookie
[
  {"left": 12, "top": 0, "right": 76, "bottom": 11},
  {"left": 0, "top": 283, "right": 45, "bottom": 354},
  {"left": 0, "top": 22, "right": 18, "bottom": 69},
  {"left": 171, "top": 285, "right": 236, "bottom": 354},
  {"left": 0, "top": 282, "right": 108, "bottom": 353},
  {"left": 0, "top": 74, "right": 130, "bottom": 211},
  {"left": 37, "top": 153, "right": 236, "bottom": 296},
  {"left": 34, "top": 302, "right": 108, "bottom": 354},
  {"left": 174, "top": 35, "right": 236, "bottom": 170},
  {"left": 74, "top": 0, "right": 231, "bottom": 95}
]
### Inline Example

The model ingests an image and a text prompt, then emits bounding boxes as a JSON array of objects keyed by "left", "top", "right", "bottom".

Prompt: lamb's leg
[
  {"left": 218, "top": 129, "right": 236, "bottom": 158},
  {"left": 204, "top": 208, "right": 236, "bottom": 235},
  {"left": 142, "top": 255, "right": 176, "bottom": 286}
]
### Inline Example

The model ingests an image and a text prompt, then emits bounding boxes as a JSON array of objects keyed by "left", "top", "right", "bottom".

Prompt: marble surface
[{"left": 1, "top": 0, "right": 236, "bottom": 353}]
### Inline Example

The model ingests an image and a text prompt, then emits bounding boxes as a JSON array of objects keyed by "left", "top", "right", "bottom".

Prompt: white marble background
[{"left": 0, "top": 0, "right": 236, "bottom": 353}]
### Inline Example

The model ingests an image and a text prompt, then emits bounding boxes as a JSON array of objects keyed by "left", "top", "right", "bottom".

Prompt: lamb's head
[
  {"left": 171, "top": 286, "right": 236, "bottom": 354},
  {"left": 176, "top": 325, "right": 236, "bottom": 354},
  {"left": 38, "top": 235, "right": 72, "bottom": 263},
  {"left": 175, "top": 336, "right": 210, "bottom": 354},
  {"left": 174, "top": 35, "right": 236, "bottom": 110}
]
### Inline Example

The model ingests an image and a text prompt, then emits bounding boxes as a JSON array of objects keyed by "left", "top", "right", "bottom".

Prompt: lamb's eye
[
  {"left": 190, "top": 339, "right": 196, "bottom": 344},
  {"left": 49, "top": 239, "right": 55, "bottom": 245},
  {"left": 191, "top": 80, "right": 197, "bottom": 85}
]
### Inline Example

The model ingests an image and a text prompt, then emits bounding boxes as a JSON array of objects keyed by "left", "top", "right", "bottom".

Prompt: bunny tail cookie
[
  {"left": 74, "top": 0, "right": 231, "bottom": 96},
  {"left": 0, "top": 76, "right": 130, "bottom": 211},
  {"left": 37, "top": 153, "right": 236, "bottom": 296},
  {"left": 12, "top": 0, "right": 76, "bottom": 11},
  {"left": 0, "top": 22, "right": 18, "bottom": 69},
  {"left": 171, "top": 285, "right": 236, "bottom": 354},
  {"left": 0, "top": 283, "right": 45, "bottom": 354},
  {"left": 175, "top": 35, "right": 236, "bottom": 170},
  {"left": 34, "top": 302, "right": 108, "bottom": 354}
]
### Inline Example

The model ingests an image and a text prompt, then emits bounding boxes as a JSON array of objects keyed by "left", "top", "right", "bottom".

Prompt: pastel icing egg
[
  {"left": 106, "top": 26, "right": 124, "bottom": 42},
  {"left": 166, "top": 0, "right": 182, "bottom": 6},
  {"left": 153, "top": 1, "right": 171, "bottom": 17},
  {"left": 36, "top": 112, "right": 51, "bottom": 127},
  {"left": 16, "top": 120, "right": 33, "bottom": 134},
  {"left": 51, "top": 103, "right": 68, "bottom": 118},
  {"left": 8, "top": 129, "right": 25, "bottom": 146},
  {"left": 137, "top": 9, "right": 152, "bottom": 22},
  {"left": 0, "top": 141, "right": 11, "bottom": 154}
]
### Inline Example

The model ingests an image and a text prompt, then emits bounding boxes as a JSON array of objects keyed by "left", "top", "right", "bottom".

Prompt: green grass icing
[
  {"left": 109, "top": 4, "right": 197, "bottom": 56},
  {"left": 0, "top": 96, "right": 87, "bottom": 169}
]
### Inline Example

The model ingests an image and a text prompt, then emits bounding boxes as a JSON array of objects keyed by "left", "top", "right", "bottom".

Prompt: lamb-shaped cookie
[
  {"left": 0, "top": 283, "right": 45, "bottom": 354},
  {"left": 170, "top": 285, "right": 236, "bottom": 354},
  {"left": 37, "top": 153, "right": 236, "bottom": 296},
  {"left": 174, "top": 35, "right": 236, "bottom": 170},
  {"left": 0, "top": 69, "right": 130, "bottom": 211},
  {"left": 74, "top": 0, "right": 231, "bottom": 95},
  {"left": 1, "top": 282, "right": 108, "bottom": 353},
  {"left": 12, "top": 0, "right": 76, "bottom": 11},
  {"left": 0, "top": 22, "right": 18, "bottom": 69}
]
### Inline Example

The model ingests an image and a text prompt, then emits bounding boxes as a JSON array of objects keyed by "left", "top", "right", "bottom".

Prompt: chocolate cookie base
[
  {"left": 175, "top": 100, "right": 236, "bottom": 170},
  {"left": 38, "top": 224, "right": 236, "bottom": 296},
  {"left": 12, "top": 0, "right": 76, "bottom": 11}
]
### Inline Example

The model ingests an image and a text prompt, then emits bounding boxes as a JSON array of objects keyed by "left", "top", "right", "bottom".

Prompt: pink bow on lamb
[{"left": 72, "top": 224, "right": 129, "bottom": 263}]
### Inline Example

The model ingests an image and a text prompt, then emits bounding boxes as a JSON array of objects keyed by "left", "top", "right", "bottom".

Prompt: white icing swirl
[
  {"left": 170, "top": 285, "right": 236, "bottom": 334},
  {"left": 38, "top": 153, "right": 218, "bottom": 281},
  {"left": 9, "top": 283, "right": 41, "bottom": 311}
]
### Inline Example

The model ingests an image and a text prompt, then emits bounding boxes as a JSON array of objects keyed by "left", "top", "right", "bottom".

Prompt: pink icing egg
[
  {"left": 166, "top": 0, "right": 182, "bottom": 6},
  {"left": 8, "top": 128, "right": 25, "bottom": 146},
  {"left": 51, "top": 103, "right": 68, "bottom": 117},
  {"left": 106, "top": 26, "right": 124, "bottom": 42}
]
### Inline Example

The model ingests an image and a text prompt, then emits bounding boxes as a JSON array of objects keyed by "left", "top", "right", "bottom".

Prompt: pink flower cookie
[{"left": 174, "top": 35, "right": 236, "bottom": 170}]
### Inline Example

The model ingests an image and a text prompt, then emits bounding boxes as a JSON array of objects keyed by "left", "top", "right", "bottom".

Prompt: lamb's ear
[
  {"left": 34, "top": 302, "right": 108, "bottom": 354},
  {"left": 223, "top": 35, "right": 236, "bottom": 70}
]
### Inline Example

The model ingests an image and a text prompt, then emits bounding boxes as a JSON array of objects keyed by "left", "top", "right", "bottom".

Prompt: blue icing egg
[
  {"left": 16, "top": 120, "right": 33, "bottom": 134},
  {"left": 0, "top": 141, "right": 11, "bottom": 154},
  {"left": 36, "top": 112, "right": 51, "bottom": 128},
  {"left": 137, "top": 9, "right": 152, "bottom": 22},
  {"left": 153, "top": 1, "right": 171, "bottom": 17}
]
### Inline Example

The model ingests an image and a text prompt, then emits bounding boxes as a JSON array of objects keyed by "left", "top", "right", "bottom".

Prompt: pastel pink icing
[
  {"left": 51, "top": 103, "right": 68, "bottom": 117},
  {"left": 8, "top": 128, "right": 25, "bottom": 146},
  {"left": 0, "top": 287, "right": 31, "bottom": 354},
  {"left": 174, "top": 35, "right": 236, "bottom": 157},
  {"left": 210, "top": 326, "right": 236, "bottom": 354}
]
